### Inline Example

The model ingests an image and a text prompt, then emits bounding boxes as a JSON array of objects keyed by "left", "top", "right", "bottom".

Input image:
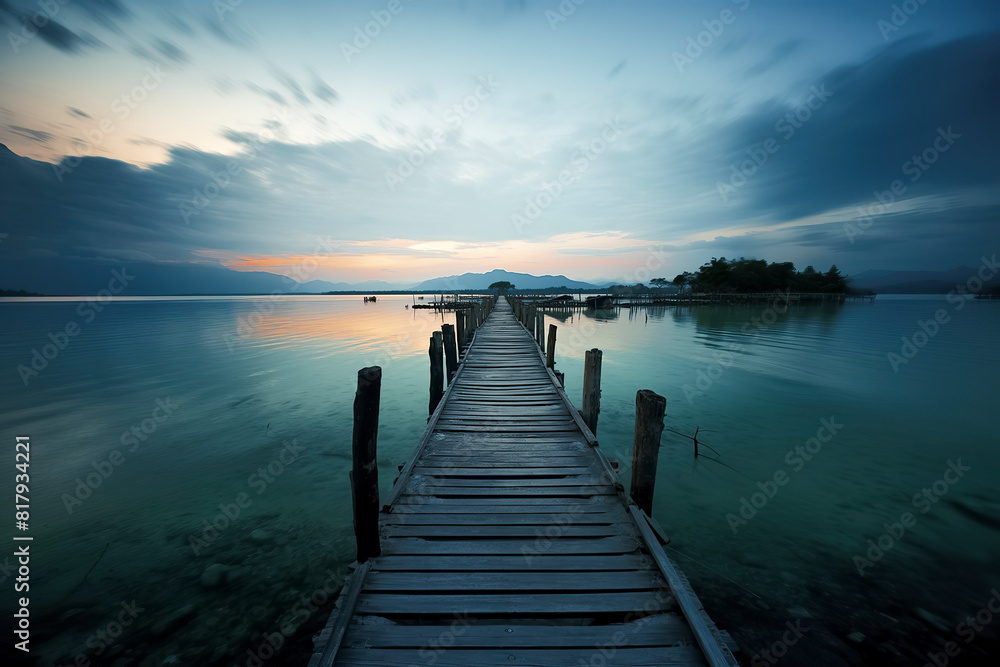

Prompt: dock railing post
[
  {"left": 536, "top": 311, "right": 544, "bottom": 350},
  {"left": 582, "top": 348, "right": 602, "bottom": 435},
  {"left": 546, "top": 324, "right": 557, "bottom": 369},
  {"left": 455, "top": 310, "right": 467, "bottom": 355},
  {"left": 351, "top": 366, "right": 381, "bottom": 563},
  {"left": 630, "top": 389, "right": 666, "bottom": 516},
  {"left": 429, "top": 331, "right": 444, "bottom": 415},
  {"left": 441, "top": 323, "right": 458, "bottom": 383}
]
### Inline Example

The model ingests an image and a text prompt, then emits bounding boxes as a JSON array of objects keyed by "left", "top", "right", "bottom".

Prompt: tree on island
[
  {"left": 488, "top": 280, "right": 515, "bottom": 294},
  {"left": 665, "top": 258, "right": 848, "bottom": 294}
]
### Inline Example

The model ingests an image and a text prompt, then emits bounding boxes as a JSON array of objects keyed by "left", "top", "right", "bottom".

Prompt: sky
[{"left": 0, "top": 0, "right": 998, "bottom": 290}]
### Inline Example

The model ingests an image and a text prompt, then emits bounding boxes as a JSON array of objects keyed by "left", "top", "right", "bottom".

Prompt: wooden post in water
[
  {"left": 455, "top": 310, "right": 467, "bottom": 354},
  {"left": 546, "top": 324, "right": 557, "bottom": 369},
  {"left": 429, "top": 331, "right": 444, "bottom": 415},
  {"left": 582, "top": 348, "right": 603, "bottom": 435},
  {"left": 536, "top": 311, "right": 545, "bottom": 350},
  {"left": 630, "top": 389, "right": 666, "bottom": 516},
  {"left": 351, "top": 366, "right": 381, "bottom": 563},
  {"left": 441, "top": 323, "right": 458, "bottom": 383}
]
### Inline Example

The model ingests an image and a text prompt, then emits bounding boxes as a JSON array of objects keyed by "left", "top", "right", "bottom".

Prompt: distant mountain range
[
  {"left": 848, "top": 267, "right": 999, "bottom": 293},
  {"left": 2, "top": 258, "right": 993, "bottom": 296},
  {"left": 413, "top": 269, "right": 599, "bottom": 291}
]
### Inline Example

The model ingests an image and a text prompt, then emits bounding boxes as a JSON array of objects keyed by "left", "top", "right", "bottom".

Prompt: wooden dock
[{"left": 310, "top": 298, "right": 739, "bottom": 666}]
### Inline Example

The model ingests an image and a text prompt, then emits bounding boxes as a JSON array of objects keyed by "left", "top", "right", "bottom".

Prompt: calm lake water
[{"left": 1, "top": 294, "right": 997, "bottom": 665}]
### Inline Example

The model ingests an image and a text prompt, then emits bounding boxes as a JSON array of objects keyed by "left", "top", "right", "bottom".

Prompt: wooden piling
[
  {"left": 455, "top": 311, "right": 467, "bottom": 354},
  {"left": 441, "top": 323, "right": 458, "bottom": 383},
  {"left": 582, "top": 348, "right": 602, "bottom": 435},
  {"left": 429, "top": 331, "right": 444, "bottom": 415},
  {"left": 630, "top": 389, "right": 666, "bottom": 516},
  {"left": 546, "top": 324, "right": 557, "bottom": 369},
  {"left": 350, "top": 366, "right": 381, "bottom": 563},
  {"left": 536, "top": 311, "right": 544, "bottom": 349}
]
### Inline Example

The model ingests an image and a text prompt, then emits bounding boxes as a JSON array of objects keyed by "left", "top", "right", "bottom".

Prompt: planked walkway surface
[{"left": 310, "top": 298, "right": 738, "bottom": 666}]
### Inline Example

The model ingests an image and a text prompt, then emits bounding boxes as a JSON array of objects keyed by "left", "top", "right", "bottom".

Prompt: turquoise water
[{"left": 1, "top": 294, "right": 997, "bottom": 665}]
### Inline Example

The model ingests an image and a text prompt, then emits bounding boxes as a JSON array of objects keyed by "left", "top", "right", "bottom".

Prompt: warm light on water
[{"left": 1, "top": 294, "right": 997, "bottom": 665}]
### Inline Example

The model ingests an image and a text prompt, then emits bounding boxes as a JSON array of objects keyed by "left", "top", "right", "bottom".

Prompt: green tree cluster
[{"left": 669, "top": 258, "right": 847, "bottom": 293}]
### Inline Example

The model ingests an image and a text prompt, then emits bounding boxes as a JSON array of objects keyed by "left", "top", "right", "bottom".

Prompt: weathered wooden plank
[
  {"left": 412, "top": 467, "right": 594, "bottom": 476},
  {"left": 370, "top": 553, "right": 654, "bottom": 571},
  {"left": 383, "top": 524, "right": 619, "bottom": 539},
  {"left": 363, "top": 570, "right": 664, "bottom": 592},
  {"left": 355, "top": 591, "right": 674, "bottom": 616},
  {"left": 381, "top": 536, "right": 638, "bottom": 556},
  {"left": 342, "top": 614, "right": 696, "bottom": 648},
  {"left": 334, "top": 646, "right": 706, "bottom": 666},
  {"left": 410, "top": 476, "right": 606, "bottom": 488},
  {"left": 381, "top": 512, "right": 619, "bottom": 525}
]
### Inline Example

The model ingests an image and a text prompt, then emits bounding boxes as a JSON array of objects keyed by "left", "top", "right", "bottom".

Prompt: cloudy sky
[{"left": 1, "top": 0, "right": 998, "bottom": 290}]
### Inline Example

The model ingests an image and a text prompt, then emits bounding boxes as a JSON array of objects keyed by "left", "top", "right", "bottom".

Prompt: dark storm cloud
[{"left": 715, "top": 32, "right": 1000, "bottom": 221}]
